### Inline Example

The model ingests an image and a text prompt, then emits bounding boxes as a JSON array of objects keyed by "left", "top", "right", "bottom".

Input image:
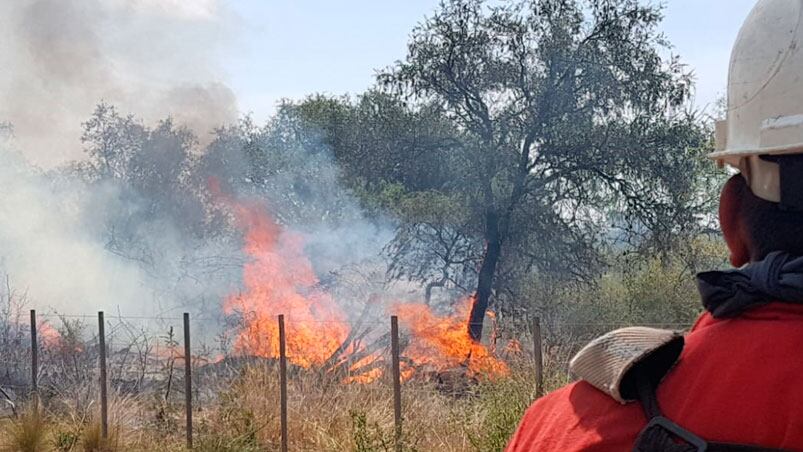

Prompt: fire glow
[
  {"left": 394, "top": 297, "right": 509, "bottom": 378},
  {"left": 222, "top": 196, "right": 349, "bottom": 369},
  {"left": 220, "top": 188, "right": 509, "bottom": 382},
  {"left": 38, "top": 320, "right": 62, "bottom": 348}
]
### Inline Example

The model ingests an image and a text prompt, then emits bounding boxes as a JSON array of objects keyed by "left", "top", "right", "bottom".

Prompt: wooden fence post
[
  {"left": 532, "top": 316, "right": 543, "bottom": 397},
  {"left": 98, "top": 311, "right": 108, "bottom": 440},
  {"left": 183, "top": 313, "right": 193, "bottom": 449},
  {"left": 390, "top": 316, "right": 402, "bottom": 452},
  {"left": 29, "top": 309, "right": 38, "bottom": 411},
  {"left": 278, "top": 315, "right": 288, "bottom": 452}
]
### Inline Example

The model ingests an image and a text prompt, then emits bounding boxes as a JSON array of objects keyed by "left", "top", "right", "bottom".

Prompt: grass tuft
[
  {"left": 2, "top": 408, "right": 47, "bottom": 452},
  {"left": 80, "top": 422, "right": 119, "bottom": 452}
]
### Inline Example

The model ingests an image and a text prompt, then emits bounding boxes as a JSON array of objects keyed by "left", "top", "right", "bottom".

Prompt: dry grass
[
  {"left": 0, "top": 355, "right": 569, "bottom": 451},
  {"left": 79, "top": 422, "right": 120, "bottom": 452},
  {"left": 177, "top": 356, "right": 550, "bottom": 452},
  {"left": 1, "top": 408, "right": 47, "bottom": 452}
]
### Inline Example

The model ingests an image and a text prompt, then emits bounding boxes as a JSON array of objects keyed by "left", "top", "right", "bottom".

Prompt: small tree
[{"left": 382, "top": 0, "right": 713, "bottom": 340}]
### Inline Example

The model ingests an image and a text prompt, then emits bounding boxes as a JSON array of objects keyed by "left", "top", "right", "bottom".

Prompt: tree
[
  {"left": 81, "top": 103, "right": 146, "bottom": 181},
  {"left": 290, "top": 91, "right": 460, "bottom": 194},
  {"left": 79, "top": 103, "right": 219, "bottom": 272},
  {"left": 381, "top": 0, "right": 713, "bottom": 340},
  {"left": 200, "top": 104, "right": 372, "bottom": 227},
  {"left": 287, "top": 93, "right": 480, "bottom": 303}
]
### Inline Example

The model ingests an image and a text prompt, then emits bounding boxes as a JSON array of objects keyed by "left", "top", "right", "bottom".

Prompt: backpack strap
[
  {"left": 633, "top": 370, "right": 708, "bottom": 452},
  {"left": 570, "top": 327, "right": 790, "bottom": 451},
  {"left": 632, "top": 363, "right": 789, "bottom": 452}
]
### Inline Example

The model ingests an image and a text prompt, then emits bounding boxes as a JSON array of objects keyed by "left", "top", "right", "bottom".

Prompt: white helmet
[{"left": 712, "top": 0, "right": 803, "bottom": 205}]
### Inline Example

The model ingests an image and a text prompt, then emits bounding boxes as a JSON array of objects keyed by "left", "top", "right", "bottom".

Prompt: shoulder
[{"left": 506, "top": 381, "right": 644, "bottom": 452}]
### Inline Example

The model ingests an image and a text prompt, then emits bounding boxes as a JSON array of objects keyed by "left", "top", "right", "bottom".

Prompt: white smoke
[
  {"left": 0, "top": 0, "right": 242, "bottom": 321},
  {"left": 0, "top": 147, "right": 144, "bottom": 314},
  {"left": 0, "top": 0, "right": 238, "bottom": 167}
]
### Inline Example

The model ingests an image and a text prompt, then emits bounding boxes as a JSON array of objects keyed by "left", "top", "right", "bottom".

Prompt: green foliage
[
  {"left": 67, "top": 0, "right": 723, "bottom": 337},
  {"left": 193, "top": 435, "right": 262, "bottom": 452},
  {"left": 516, "top": 237, "right": 728, "bottom": 342},
  {"left": 603, "top": 238, "right": 727, "bottom": 326},
  {"left": 194, "top": 387, "right": 262, "bottom": 452},
  {"left": 468, "top": 378, "right": 531, "bottom": 452},
  {"left": 350, "top": 410, "right": 394, "bottom": 452},
  {"left": 373, "top": 0, "right": 718, "bottom": 330},
  {"left": 53, "top": 429, "right": 79, "bottom": 451},
  {"left": 350, "top": 410, "right": 420, "bottom": 452},
  {"left": 294, "top": 91, "right": 459, "bottom": 194}
]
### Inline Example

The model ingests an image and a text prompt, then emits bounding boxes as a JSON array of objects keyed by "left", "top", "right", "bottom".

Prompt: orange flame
[
  {"left": 395, "top": 297, "right": 509, "bottom": 379},
  {"left": 344, "top": 353, "right": 384, "bottom": 384},
  {"left": 222, "top": 195, "right": 349, "bottom": 369},
  {"left": 38, "top": 320, "right": 61, "bottom": 348},
  {"left": 400, "top": 361, "right": 416, "bottom": 382},
  {"left": 216, "top": 182, "right": 508, "bottom": 381}
]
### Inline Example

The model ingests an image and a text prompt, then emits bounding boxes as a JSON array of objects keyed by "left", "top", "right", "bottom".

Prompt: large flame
[
  {"left": 218, "top": 185, "right": 507, "bottom": 380},
  {"left": 395, "top": 297, "right": 509, "bottom": 379},
  {"left": 222, "top": 194, "right": 349, "bottom": 369}
]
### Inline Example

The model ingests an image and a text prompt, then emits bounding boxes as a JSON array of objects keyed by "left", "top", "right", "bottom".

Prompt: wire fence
[{"left": 0, "top": 309, "right": 692, "bottom": 450}]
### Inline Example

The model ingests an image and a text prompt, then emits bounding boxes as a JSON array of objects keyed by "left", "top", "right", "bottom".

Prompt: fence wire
[{"left": 0, "top": 310, "right": 693, "bottom": 447}]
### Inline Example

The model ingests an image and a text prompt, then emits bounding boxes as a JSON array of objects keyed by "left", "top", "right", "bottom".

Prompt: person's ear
[{"left": 720, "top": 175, "right": 750, "bottom": 267}]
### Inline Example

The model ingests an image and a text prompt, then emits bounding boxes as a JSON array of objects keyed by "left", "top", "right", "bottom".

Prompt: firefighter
[{"left": 506, "top": 1, "right": 803, "bottom": 450}]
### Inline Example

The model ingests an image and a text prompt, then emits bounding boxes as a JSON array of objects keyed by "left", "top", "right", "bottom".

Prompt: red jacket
[{"left": 506, "top": 303, "right": 803, "bottom": 451}]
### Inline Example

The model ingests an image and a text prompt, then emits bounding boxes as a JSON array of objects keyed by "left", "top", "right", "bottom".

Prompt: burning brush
[{"left": 216, "top": 185, "right": 509, "bottom": 384}]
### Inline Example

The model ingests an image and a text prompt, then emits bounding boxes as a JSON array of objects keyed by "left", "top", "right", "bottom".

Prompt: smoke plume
[{"left": 0, "top": 0, "right": 238, "bottom": 167}]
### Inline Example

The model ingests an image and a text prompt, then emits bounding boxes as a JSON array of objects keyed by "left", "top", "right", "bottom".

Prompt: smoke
[
  {"left": 0, "top": 0, "right": 244, "bottom": 319},
  {"left": 0, "top": 141, "right": 243, "bottom": 319},
  {"left": 0, "top": 146, "right": 147, "bottom": 315},
  {"left": 0, "top": 108, "right": 402, "bottom": 329},
  {"left": 200, "top": 113, "right": 400, "bottom": 303},
  {"left": 0, "top": 0, "right": 408, "bottom": 334},
  {"left": 0, "top": 0, "right": 238, "bottom": 167}
]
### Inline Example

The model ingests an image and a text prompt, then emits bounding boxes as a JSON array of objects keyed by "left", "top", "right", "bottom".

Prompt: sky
[
  {"left": 223, "top": 0, "right": 759, "bottom": 123},
  {"left": 0, "top": 0, "right": 761, "bottom": 166}
]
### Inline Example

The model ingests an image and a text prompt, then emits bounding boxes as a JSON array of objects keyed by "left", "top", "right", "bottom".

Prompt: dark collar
[{"left": 697, "top": 251, "right": 803, "bottom": 318}]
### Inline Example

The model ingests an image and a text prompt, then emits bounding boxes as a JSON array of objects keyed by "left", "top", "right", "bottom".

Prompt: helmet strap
[{"left": 761, "top": 154, "right": 803, "bottom": 210}]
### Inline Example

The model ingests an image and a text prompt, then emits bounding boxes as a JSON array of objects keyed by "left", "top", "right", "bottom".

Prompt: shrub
[
  {"left": 2, "top": 409, "right": 47, "bottom": 452},
  {"left": 53, "top": 429, "right": 80, "bottom": 451},
  {"left": 351, "top": 410, "right": 395, "bottom": 452},
  {"left": 468, "top": 377, "right": 531, "bottom": 452},
  {"left": 80, "top": 422, "right": 119, "bottom": 452}
]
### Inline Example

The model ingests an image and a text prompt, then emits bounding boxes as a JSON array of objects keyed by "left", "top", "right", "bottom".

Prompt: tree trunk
[{"left": 467, "top": 210, "right": 501, "bottom": 342}]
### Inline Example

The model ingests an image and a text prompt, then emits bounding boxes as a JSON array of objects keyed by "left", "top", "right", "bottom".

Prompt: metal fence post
[
  {"left": 391, "top": 316, "right": 402, "bottom": 452},
  {"left": 98, "top": 311, "right": 108, "bottom": 440},
  {"left": 30, "top": 309, "right": 38, "bottom": 411},
  {"left": 278, "top": 314, "right": 288, "bottom": 452},
  {"left": 533, "top": 316, "right": 543, "bottom": 397},
  {"left": 183, "top": 313, "right": 193, "bottom": 449}
]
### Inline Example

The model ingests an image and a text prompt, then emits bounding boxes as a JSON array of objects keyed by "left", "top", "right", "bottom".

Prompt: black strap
[
  {"left": 762, "top": 154, "right": 803, "bottom": 211},
  {"left": 633, "top": 371, "right": 788, "bottom": 452}
]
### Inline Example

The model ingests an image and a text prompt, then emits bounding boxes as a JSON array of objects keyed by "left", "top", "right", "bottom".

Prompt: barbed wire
[{"left": 26, "top": 311, "right": 694, "bottom": 327}]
